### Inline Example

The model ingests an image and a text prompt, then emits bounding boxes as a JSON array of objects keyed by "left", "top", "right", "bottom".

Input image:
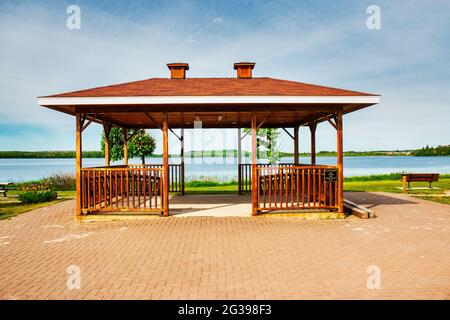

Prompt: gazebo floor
[{"left": 169, "top": 194, "right": 252, "bottom": 217}]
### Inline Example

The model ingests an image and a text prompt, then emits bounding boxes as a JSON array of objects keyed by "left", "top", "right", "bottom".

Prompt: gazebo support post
[
  {"left": 123, "top": 128, "right": 128, "bottom": 166},
  {"left": 103, "top": 123, "right": 111, "bottom": 167},
  {"left": 162, "top": 112, "right": 169, "bottom": 216},
  {"left": 309, "top": 122, "right": 317, "bottom": 165},
  {"left": 180, "top": 128, "right": 185, "bottom": 195},
  {"left": 294, "top": 125, "right": 299, "bottom": 165},
  {"left": 237, "top": 128, "right": 242, "bottom": 195},
  {"left": 251, "top": 111, "right": 258, "bottom": 215},
  {"left": 336, "top": 111, "right": 344, "bottom": 213},
  {"left": 75, "top": 113, "right": 83, "bottom": 216}
]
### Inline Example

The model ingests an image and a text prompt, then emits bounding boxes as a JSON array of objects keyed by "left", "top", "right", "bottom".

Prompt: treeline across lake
[
  {"left": 280, "top": 151, "right": 412, "bottom": 157},
  {"left": 281, "top": 145, "right": 450, "bottom": 157},
  {"left": 0, "top": 151, "right": 103, "bottom": 158},
  {"left": 411, "top": 145, "right": 450, "bottom": 156},
  {"left": 1, "top": 145, "right": 449, "bottom": 158}
]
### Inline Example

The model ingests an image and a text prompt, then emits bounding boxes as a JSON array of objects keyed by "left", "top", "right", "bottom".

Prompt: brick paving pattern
[{"left": 0, "top": 192, "right": 449, "bottom": 299}]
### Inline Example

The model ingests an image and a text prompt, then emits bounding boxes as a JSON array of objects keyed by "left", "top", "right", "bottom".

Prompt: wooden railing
[
  {"left": 238, "top": 163, "right": 306, "bottom": 193},
  {"left": 80, "top": 167, "right": 164, "bottom": 214},
  {"left": 128, "top": 164, "right": 184, "bottom": 193},
  {"left": 255, "top": 165, "right": 339, "bottom": 211}
]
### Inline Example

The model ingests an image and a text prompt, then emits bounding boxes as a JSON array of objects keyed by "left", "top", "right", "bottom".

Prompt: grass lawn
[
  {"left": 414, "top": 196, "right": 450, "bottom": 205},
  {"left": 185, "top": 184, "right": 238, "bottom": 194},
  {"left": 344, "top": 178, "right": 450, "bottom": 194},
  {"left": 0, "top": 191, "right": 75, "bottom": 220},
  {"left": 0, "top": 199, "right": 65, "bottom": 220},
  {"left": 183, "top": 178, "right": 450, "bottom": 195}
]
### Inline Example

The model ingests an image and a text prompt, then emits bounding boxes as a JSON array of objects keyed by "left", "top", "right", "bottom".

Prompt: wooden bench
[
  {"left": 0, "top": 182, "right": 13, "bottom": 197},
  {"left": 401, "top": 173, "right": 439, "bottom": 192}
]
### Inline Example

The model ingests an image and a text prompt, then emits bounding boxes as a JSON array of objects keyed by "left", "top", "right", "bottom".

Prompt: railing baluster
[
  {"left": 93, "top": 171, "right": 96, "bottom": 211},
  {"left": 256, "top": 168, "right": 260, "bottom": 210},
  {"left": 261, "top": 168, "right": 266, "bottom": 208},
  {"left": 247, "top": 164, "right": 250, "bottom": 191},
  {"left": 149, "top": 169, "right": 153, "bottom": 208},
  {"left": 120, "top": 170, "right": 123, "bottom": 209},
  {"left": 313, "top": 169, "right": 316, "bottom": 208},
  {"left": 85, "top": 171, "right": 89, "bottom": 210},
  {"left": 109, "top": 170, "right": 112, "bottom": 210},
  {"left": 284, "top": 168, "right": 287, "bottom": 207},
  {"left": 290, "top": 168, "right": 294, "bottom": 208},
  {"left": 114, "top": 170, "right": 118, "bottom": 209},
  {"left": 317, "top": 169, "right": 321, "bottom": 205},
  {"left": 159, "top": 169, "right": 162, "bottom": 209},
  {"left": 98, "top": 170, "right": 102, "bottom": 209},
  {"left": 138, "top": 168, "right": 141, "bottom": 208},
  {"left": 307, "top": 169, "right": 311, "bottom": 207},
  {"left": 302, "top": 169, "right": 305, "bottom": 208},
  {"left": 296, "top": 168, "right": 299, "bottom": 207},
  {"left": 268, "top": 168, "right": 271, "bottom": 208},
  {"left": 335, "top": 173, "right": 338, "bottom": 208},
  {"left": 143, "top": 168, "right": 147, "bottom": 209},
  {"left": 102, "top": 170, "right": 105, "bottom": 209},
  {"left": 126, "top": 169, "right": 130, "bottom": 209},
  {"left": 132, "top": 169, "right": 136, "bottom": 209},
  {"left": 279, "top": 167, "right": 282, "bottom": 208}
]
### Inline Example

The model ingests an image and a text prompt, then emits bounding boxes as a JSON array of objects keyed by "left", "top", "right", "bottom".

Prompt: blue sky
[{"left": 0, "top": 0, "right": 449, "bottom": 153}]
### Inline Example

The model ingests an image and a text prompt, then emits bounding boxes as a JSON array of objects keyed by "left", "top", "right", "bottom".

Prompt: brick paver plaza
[{"left": 0, "top": 192, "right": 449, "bottom": 299}]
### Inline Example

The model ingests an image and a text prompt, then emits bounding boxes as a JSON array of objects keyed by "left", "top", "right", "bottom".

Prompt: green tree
[
  {"left": 128, "top": 130, "right": 156, "bottom": 164},
  {"left": 101, "top": 128, "right": 156, "bottom": 164},
  {"left": 101, "top": 127, "right": 125, "bottom": 162}
]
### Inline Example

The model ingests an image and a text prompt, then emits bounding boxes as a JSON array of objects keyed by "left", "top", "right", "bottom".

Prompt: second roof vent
[
  {"left": 234, "top": 62, "right": 255, "bottom": 79},
  {"left": 167, "top": 63, "right": 189, "bottom": 79}
]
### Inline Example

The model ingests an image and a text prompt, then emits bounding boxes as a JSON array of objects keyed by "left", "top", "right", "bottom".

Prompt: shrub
[
  {"left": 43, "top": 174, "right": 76, "bottom": 191},
  {"left": 17, "top": 180, "right": 58, "bottom": 204},
  {"left": 18, "top": 190, "right": 58, "bottom": 204}
]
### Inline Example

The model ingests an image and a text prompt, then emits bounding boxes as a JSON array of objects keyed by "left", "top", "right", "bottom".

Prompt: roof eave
[{"left": 38, "top": 95, "right": 380, "bottom": 107}]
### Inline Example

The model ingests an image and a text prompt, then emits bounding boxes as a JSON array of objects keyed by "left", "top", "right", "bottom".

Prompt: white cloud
[{"left": 211, "top": 16, "right": 223, "bottom": 24}]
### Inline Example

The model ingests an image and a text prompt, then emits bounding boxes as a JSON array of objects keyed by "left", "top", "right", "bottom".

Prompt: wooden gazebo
[{"left": 38, "top": 62, "right": 379, "bottom": 219}]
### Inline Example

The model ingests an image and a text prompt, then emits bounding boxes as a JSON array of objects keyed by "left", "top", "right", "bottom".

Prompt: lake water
[{"left": 0, "top": 156, "right": 449, "bottom": 182}]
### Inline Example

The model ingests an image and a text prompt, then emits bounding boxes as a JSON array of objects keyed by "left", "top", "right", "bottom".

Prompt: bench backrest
[{"left": 403, "top": 173, "right": 439, "bottom": 182}]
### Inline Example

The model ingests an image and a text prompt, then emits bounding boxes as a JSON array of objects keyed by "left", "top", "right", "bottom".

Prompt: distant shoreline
[{"left": 0, "top": 147, "right": 449, "bottom": 159}]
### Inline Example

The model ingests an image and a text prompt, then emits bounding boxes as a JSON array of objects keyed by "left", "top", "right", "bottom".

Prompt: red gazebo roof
[{"left": 43, "top": 77, "right": 376, "bottom": 98}]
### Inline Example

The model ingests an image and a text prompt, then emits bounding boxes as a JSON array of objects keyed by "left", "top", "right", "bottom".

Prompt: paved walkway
[{"left": 0, "top": 192, "right": 449, "bottom": 299}]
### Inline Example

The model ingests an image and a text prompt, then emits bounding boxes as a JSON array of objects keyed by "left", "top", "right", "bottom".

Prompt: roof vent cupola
[
  {"left": 167, "top": 63, "right": 189, "bottom": 79},
  {"left": 233, "top": 62, "right": 255, "bottom": 79}
]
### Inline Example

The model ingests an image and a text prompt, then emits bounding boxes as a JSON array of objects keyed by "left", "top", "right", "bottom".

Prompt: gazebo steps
[
  {"left": 343, "top": 199, "right": 376, "bottom": 219},
  {"left": 258, "top": 211, "right": 346, "bottom": 220},
  {"left": 76, "top": 213, "right": 162, "bottom": 223}
]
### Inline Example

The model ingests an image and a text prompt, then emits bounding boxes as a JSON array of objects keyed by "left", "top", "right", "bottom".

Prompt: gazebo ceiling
[
  {"left": 56, "top": 106, "right": 371, "bottom": 129},
  {"left": 38, "top": 62, "right": 379, "bottom": 129}
]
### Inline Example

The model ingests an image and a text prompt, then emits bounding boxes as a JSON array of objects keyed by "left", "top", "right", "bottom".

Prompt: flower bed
[{"left": 17, "top": 181, "right": 58, "bottom": 204}]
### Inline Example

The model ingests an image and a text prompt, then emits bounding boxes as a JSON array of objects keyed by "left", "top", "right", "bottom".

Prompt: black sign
[{"left": 324, "top": 169, "right": 337, "bottom": 182}]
